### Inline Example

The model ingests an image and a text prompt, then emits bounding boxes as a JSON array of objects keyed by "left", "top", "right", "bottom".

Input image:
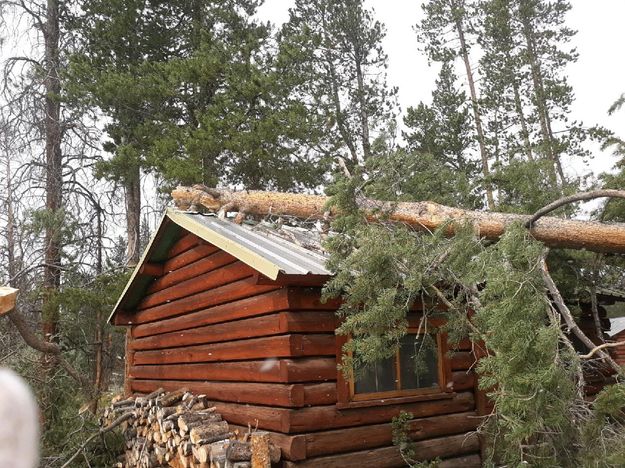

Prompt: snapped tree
[{"left": 173, "top": 184, "right": 625, "bottom": 466}]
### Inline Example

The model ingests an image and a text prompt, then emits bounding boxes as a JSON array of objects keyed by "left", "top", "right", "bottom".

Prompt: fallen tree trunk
[
  {"left": 0, "top": 287, "right": 18, "bottom": 316},
  {"left": 172, "top": 186, "right": 625, "bottom": 254}
]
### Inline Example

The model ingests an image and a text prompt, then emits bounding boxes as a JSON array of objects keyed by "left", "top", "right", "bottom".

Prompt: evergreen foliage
[
  {"left": 323, "top": 174, "right": 625, "bottom": 466},
  {"left": 403, "top": 62, "right": 482, "bottom": 208},
  {"left": 70, "top": 0, "right": 325, "bottom": 190},
  {"left": 278, "top": 0, "right": 397, "bottom": 170}
]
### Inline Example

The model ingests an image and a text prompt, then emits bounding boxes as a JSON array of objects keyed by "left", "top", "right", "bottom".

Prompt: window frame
[{"left": 336, "top": 316, "right": 454, "bottom": 409}]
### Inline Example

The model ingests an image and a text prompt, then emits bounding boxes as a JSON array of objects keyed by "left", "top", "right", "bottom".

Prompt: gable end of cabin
[{"left": 110, "top": 210, "right": 482, "bottom": 466}]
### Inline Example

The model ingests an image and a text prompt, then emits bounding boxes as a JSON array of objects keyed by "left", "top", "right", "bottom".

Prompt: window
[{"left": 337, "top": 328, "right": 452, "bottom": 408}]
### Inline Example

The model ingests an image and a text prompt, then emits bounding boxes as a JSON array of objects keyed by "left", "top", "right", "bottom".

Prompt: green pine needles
[{"left": 323, "top": 180, "right": 625, "bottom": 466}]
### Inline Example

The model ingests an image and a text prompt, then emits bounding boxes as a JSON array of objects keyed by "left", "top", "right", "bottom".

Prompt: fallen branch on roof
[{"left": 172, "top": 186, "right": 625, "bottom": 254}]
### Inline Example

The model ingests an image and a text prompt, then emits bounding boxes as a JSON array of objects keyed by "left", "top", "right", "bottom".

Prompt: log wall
[
  {"left": 124, "top": 232, "right": 482, "bottom": 466},
  {"left": 611, "top": 330, "right": 625, "bottom": 367}
]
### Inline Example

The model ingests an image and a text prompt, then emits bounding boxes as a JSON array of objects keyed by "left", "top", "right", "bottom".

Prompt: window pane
[
  {"left": 354, "top": 355, "right": 397, "bottom": 394},
  {"left": 399, "top": 334, "right": 439, "bottom": 390}
]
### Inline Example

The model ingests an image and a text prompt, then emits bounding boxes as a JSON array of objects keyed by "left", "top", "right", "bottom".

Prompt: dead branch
[
  {"left": 60, "top": 411, "right": 135, "bottom": 468},
  {"left": 580, "top": 341, "right": 625, "bottom": 360},
  {"left": 527, "top": 189, "right": 625, "bottom": 227},
  {"left": 4, "top": 307, "right": 94, "bottom": 395},
  {"left": 540, "top": 249, "right": 622, "bottom": 375}
]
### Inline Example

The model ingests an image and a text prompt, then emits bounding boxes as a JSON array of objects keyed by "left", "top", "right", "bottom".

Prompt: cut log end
[{"left": 0, "top": 287, "right": 19, "bottom": 316}]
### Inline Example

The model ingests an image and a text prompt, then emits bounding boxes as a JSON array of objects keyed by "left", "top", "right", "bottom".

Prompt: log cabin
[{"left": 108, "top": 208, "right": 488, "bottom": 467}]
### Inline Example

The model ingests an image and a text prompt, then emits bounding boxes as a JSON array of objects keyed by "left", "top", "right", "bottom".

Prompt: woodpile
[{"left": 101, "top": 388, "right": 281, "bottom": 468}]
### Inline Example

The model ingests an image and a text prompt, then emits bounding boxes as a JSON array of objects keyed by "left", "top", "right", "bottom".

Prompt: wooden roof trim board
[
  {"left": 109, "top": 211, "right": 175, "bottom": 324},
  {"left": 166, "top": 209, "right": 283, "bottom": 281},
  {"left": 109, "top": 208, "right": 331, "bottom": 325}
]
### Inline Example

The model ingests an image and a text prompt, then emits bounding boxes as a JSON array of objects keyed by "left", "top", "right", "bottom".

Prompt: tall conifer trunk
[
  {"left": 43, "top": 0, "right": 62, "bottom": 347},
  {"left": 518, "top": 2, "right": 565, "bottom": 185},
  {"left": 452, "top": 1, "right": 495, "bottom": 210},
  {"left": 92, "top": 206, "right": 104, "bottom": 413},
  {"left": 4, "top": 153, "right": 17, "bottom": 285},
  {"left": 125, "top": 165, "right": 141, "bottom": 266},
  {"left": 355, "top": 57, "right": 371, "bottom": 161},
  {"left": 511, "top": 74, "right": 534, "bottom": 161}
]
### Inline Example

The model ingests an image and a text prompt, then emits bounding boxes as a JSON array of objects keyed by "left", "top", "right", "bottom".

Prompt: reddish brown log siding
[{"left": 123, "top": 234, "right": 481, "bottom": 465}]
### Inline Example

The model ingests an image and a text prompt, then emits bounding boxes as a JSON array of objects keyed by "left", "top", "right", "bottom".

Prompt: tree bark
[
  {"left": 43, "top": 0, "right": 62, "bottom": 353},
  {"left": 354, "top": 55, "right": 371, "bottom": 161},
  {"left": 452, "top": 1, "right": 495, "bottom": 210},
  {"left": 125, "top": 165, "right": 141, "bottom": 266},
  {"left": 92, "top": 206, "right": 104, "bottom": 413},
  {"left": 540, "top": 251, "right": 621, "bottom": 374},
  {"left": 5, "top": 307, "right": 94, "bottom": 393},
  {"left": 173, "top": 185, "right": 625, "bottom": 254},
  {"left": 518, "top": 3, "right": 565, "bottom": 184},
  {"left": 510, "top": 65, "right": 534, "bottom": 162}
]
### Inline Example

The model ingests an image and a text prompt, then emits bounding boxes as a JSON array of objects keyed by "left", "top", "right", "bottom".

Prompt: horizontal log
[
  {"left": 451, "top": 351, "right": 476, "bottom": 371},
  {"left": 287, "top": 391, "right": 475, "bottom": 432},
  {"left": 452, "top": 370, "right": 476, "bottom": 391},
  {"left": 132, "top": 288, "right": 292, "bottom": 338},
  {"left": 130, "top": 357, "right": 337, "bottom": 383},
  {"left": 131, "top": 283, "right": 338, "bottom": 326},
  {"left": 129, "top": 311, "right": 336, "bottom": 351},
  {"left": 450, "top": 338, "right": 472, "bottom": 351},
  {"left": 182, "top": 391, "right": 475, "bottom": 433},
  {"left": 138, "top": 263, "right": 164, "bottom": 277},
  {"left": 228, "top": 425, "right": 307, "bottom": 461},
  {"left": 287, "top": 288, "right": 341, "bottom": 311},
  {"left": 0, "top": 287, "right": 18, "bottom": 316},
  {"left": 130, "top": 379, "right": 336, "bottom": 407},
  {"left": 172, "top": 186, "right": 625, "bottom": 254},
  {"left": 131, "top": 278, "right": 279, "bottom": 324},
  {"left": 283, "top": 432, "right": 480, "bottom": 467},
  {"left": 166, "top": 233, "right": 202, "bottom": 259},
  {"left": 133, "top": 334, "right": 336, "bottom": 365},
  {"left": 164, "top": 243, "right": 219, "bottom": 272},
  {"left": 138, "top": 261, "right": 255, "bottom": 310},
  {"left": 304, "top": 411, "right": 479, "bottom": 457},
  {"left": 226, "top": 440, "right": 252, "bottom": 462},
  {"left": 302, "top": 383, "right": 337, "bottom": 406},
  {"left": 189, "top": 421, "right": 229, "bottom": 444},
  {"left": 439, "top": 454, "right": 481, "bottom": 468},
  {"left": 149, "top": 250, "right": 237, "bottom": 294}
]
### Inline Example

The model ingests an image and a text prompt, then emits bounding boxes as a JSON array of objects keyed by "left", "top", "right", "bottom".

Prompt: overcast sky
[{"left": 257, "top": 0, "right": 625, "bottom": 178}]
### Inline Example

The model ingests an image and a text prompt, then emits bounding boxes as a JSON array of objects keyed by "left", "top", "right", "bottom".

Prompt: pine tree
[
  {"left": 417, "top": 0, "right": 495, "bottom": 209},
  {"left": 400, "top": 62, "right": 481, "bottom": 208},
  {"left": 70, "top": 1, "right": 325, "bottom": 250},
  {"left": 278, "top": 0, "right": 397, "bottom": 171},
  {"left": 479, "top": 0, "right": 534, "bottom": 163}
]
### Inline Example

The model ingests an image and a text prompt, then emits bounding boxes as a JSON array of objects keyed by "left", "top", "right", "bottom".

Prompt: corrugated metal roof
[
  {"left": 109, "top": 209, "right": 331, "bottom": 324},
  {"left": 609, "top": 317, "right": 625, "bottom": 337},
  {"left": 183, "top": 211, "right": 330, "bottom": 276}
]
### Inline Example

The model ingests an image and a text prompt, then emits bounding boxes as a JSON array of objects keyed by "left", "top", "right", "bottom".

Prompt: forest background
[{"left": 0, "top": 0, "right": 624, "bottom": 466}]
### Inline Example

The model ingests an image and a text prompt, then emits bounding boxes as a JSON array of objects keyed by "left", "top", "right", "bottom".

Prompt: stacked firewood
[{"left": 101, "top": 388, "right": 280, "bottom": 468}]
